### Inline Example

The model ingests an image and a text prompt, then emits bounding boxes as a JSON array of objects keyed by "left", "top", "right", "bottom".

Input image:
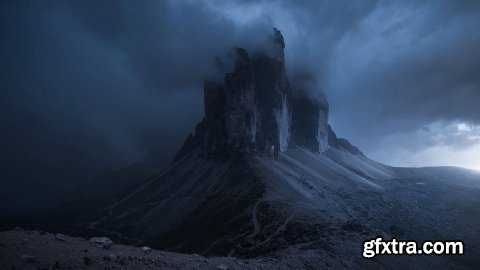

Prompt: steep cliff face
[
  {"left": 251, "top": 28, "right": 291, "bottom": 155},
  {"left": 175, "top": 28, "right": 336, "bottom": 161},
  {"left": 291, "top": 96, "right": 329, "bottom": 153},
  {"left": 224, "top": 48, "right": 258, "bottom": 152}
]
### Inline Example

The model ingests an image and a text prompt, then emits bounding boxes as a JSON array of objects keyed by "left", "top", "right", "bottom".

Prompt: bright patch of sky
[{"left": 371, "top": 121, "right": 480, "bottom": 171}]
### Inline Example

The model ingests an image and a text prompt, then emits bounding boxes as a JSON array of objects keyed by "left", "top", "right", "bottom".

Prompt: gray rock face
[
  {"left": 224, "top": 48, "right": 257, "bottom": 152},
  {"left": 327, "top": 124, "right": 364, "bottom": 156},
  {"left": 251, "top": 28, "right": 291, "bottom": 155},
  {"left": 202, "top": 81, "right": 228, "bottom": 156},
  {"left": 291, "top": 96, "right": 329, "bottom": 153},
  {"left": 173, "top": 28, "right": 363, "bottom": 163},
  {"left": 175, "top": 28, "right": 338, "bottom": 161}
]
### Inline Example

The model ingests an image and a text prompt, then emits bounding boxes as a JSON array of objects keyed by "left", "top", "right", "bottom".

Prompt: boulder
[
  {"left": 141, "top": 246, "right": 152, "bottom": 253},
  {"left": 89, "top": 237, "right": 113, "bottom": 249},
  {"left": 216, "top": 264, "right": 228, "bottom": 270},
  {"left": 55, "top": 233, "right": 66, "bottom": 241}
]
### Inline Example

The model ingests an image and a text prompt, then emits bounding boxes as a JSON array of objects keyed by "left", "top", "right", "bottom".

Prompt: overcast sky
[{"left": 1, "top": 0, "right": 480, "bottom": 214}]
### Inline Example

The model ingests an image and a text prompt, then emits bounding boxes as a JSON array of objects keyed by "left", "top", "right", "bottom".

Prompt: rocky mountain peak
[
  {"left": 266, "top": 27, "right": 286, "bottom": 64},
  {"left": 233, "top": 48, "right": 251, "bottom": 73},
  {"left": 174, "top": 28, "right": 351, "bottom": 161},
  {"left": 273, "top": 27, "right": 285, "bottom": 49}
]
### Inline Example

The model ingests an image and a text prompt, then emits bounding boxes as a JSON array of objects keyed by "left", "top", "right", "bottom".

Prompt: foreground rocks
[
  {"left": 0, "top": 230, "right": 285, "bottom": 269},
  {"left": 0, "top": 229, "right": 402, "bottom": 270},
  {"left": 1, "top": 228, "right": 473, "bottom": 269}
]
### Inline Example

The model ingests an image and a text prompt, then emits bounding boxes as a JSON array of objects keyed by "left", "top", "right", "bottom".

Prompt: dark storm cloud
[
  {"left": 0, "top": 1, "right": 231, "bottom": 214},
  {"left": 0, "top": 0, "right": 277, "bottom": 215},
  {"left": 320, "top": 0, "right": 480, "bottom": 160},
  {"left": 1, "top": 0, "right": 480, "bottom": 215},
  {"left": 60, "top": 0, "right": 280, "bottom": 91}
]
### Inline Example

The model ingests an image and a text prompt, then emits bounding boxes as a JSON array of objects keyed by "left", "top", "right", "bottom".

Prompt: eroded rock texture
[{"left": 175, "top": 28, "right": 331, "bottom": 161}]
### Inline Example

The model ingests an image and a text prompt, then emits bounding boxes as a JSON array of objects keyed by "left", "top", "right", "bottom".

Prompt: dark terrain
[{"left": 1, "top": 29, "right": 479, "bottom": 269}]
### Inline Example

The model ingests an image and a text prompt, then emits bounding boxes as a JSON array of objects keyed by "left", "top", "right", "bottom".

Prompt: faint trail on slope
[
  {"left": 248, "top": 199, "right": 263, "bottom": 238},
  {"left": 251, "top": 211, "right": 297, "bottom": 250}
]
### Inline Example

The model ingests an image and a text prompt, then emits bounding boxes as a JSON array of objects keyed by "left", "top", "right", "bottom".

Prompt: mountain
[{"left": 84, "top": 29, "right": 480, "bottom": 269}]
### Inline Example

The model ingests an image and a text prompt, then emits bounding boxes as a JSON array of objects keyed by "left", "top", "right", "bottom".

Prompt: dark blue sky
[{"left": 1, "top": 0, "right": 480, "bottom": 214}]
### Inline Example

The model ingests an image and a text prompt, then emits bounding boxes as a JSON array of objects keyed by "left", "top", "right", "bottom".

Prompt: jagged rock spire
[
  {"left": 269, "top": 28, "right": 285, "bottom": 64},
  {"left": 174, "top": 28, "right": 331, "bottom": 161},
  {"left": 273, "top": 28, "right": 285, "bottom": 49}
]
